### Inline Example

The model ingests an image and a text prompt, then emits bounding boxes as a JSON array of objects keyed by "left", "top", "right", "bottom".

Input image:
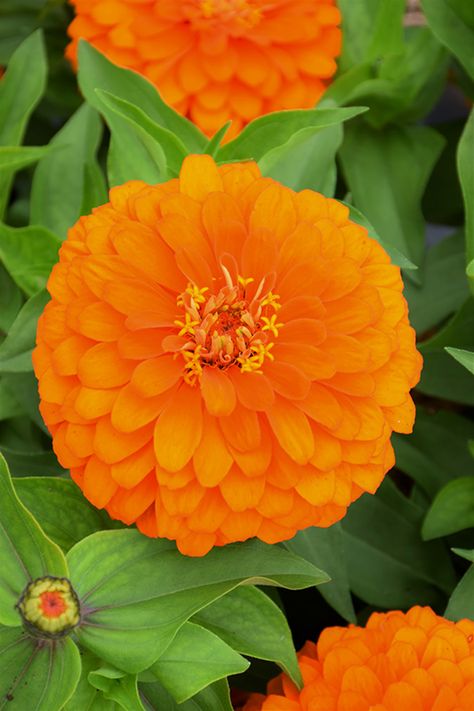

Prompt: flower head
[
  {"left": 66, "top": 0, "right": 341, "bottom": 138},
  {"left": 242, "top": 606, "right": 474, "bottom": 711},
  {"left": 17, "top": 576, "right": 81, "bottom": 638},
  {"left": 33, "top": 155, "right": 421, "bottom": 557}
]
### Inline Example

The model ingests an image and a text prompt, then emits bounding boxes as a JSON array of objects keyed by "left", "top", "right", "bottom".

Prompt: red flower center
[
  {"left": 39, "top": 591, "right": 67, "bottom": 618},
  {"left": 175, "top": 271, "right": 282, "bottom": 384}
]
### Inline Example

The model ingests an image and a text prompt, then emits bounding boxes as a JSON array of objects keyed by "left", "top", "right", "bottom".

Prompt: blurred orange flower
[
  {"left": 66, "top": 0, "right": 341, "bottom": 138},
  {"left": 242, "top": 606, "right": 474, "bottom": 711},
  {"left": 33, "top": 154, "right": 421, "bottom": 557}
]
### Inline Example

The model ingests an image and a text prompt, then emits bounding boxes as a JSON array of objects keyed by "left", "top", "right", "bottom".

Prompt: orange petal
[
  {"left": 193, "top": 412, "right": 233, "bottom": 487},
  {"left": 264, "top": 360, "right": 310, "bottom": 400},
  {"left": 107, "top": 471, "right": 156, "bottom": 525},
  {"left": 74, "top": 386, "right": 120, "bottom": 419},
  {"left": 297, "top": 383, "right": 342, "bottom": 431},
  {"left": 219, "top": 466, "right": 265, "bottom": 512},
  {"left": 77, "top": 342, "right": 135, "bottom": 388},
  {"left": 154, "top": 384, "right": 202, "bottom": 472},
  {"left": 76, "top": 301, "right": 125, "bottom": 341},
  {"left": 83, "top": 456, "right": 118, "bottom": 508},
  {"left": 228, "top": 369, "right": 275, "bottom": 411},
  {"left": 94, "top": 416, "right": 153, "bottom": 464},
  {"left": 200, "top": 367, "right": 237, "bottom": 417},
  {"left": 180, "top": 154, "right": 223, "bottom": 201},
  {"left": 111, "top": 383, "right": 173, "bottom": 432},
  {"left": 111, "top": 443, "right": 156, "bottom": 488},
  {"left": 132, "top": 355, "right": 183, "bottom": 396},
  {"left": 265, "top": 396, "right": 314, "bottom": 464},
  {"left": 219, "top": 404, "right": 261, "bottom": 452}
]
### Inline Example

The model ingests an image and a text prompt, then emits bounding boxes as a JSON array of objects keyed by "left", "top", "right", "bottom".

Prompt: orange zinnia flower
[
  {"left": 65, "top": 0, "right": 341, "bottom": 138},
  {"left": 33, "top": 155, "right": 421, "bottom": 557},
  {"left": 241, "top": 606, "right": 474, "bottom": 711}
]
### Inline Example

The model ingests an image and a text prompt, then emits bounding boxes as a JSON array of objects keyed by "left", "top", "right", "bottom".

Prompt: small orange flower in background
[
  {"left": 65, "top": 0, "right": 341, "bottom": 137},
  {"left": 33, "top": 154, "right": 421, "bottom": 557},
  {"left": 241, "top": 606, "right": 474, "bottom": 711}
]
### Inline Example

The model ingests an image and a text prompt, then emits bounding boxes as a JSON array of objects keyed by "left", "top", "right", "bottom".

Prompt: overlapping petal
[
  {"left": 34, "top": 154, "right": 422, "bottom": 556},
  {"left": 66, "top": 0, "right": 341, "bottom": 137},
  {"left": 241, "top": 607, "right": 474, "bottom": 711}
]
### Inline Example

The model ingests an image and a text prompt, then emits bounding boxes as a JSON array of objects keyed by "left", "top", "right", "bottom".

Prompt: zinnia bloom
[
  {"left": 65, "top": 0, "right": 341, "bottom": 138},
  {"left": 33, "top": 155, "right": 421, "bottom": 557},
  {"left": 241, "top": 606, "right": 474, "bottom": 711}
]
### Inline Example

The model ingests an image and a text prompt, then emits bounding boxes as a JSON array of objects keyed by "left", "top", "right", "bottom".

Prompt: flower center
[
  {"left": 175, "top": 270, "right": 282, "bottom": 385},
  {"left": 16, "top": 576, "right": 81, "bottom": 639},
  {"left": 184, "top": 0, "right": 263, "bottom": 33}
]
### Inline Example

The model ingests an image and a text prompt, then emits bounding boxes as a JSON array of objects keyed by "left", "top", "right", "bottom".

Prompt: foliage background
[{"left": 0, "top": 0, "right": 473, "bottom": 708}]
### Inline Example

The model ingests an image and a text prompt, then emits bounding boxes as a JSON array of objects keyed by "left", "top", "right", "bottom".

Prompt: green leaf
[
  {"left": 89, "top": 667, "right": 144, "bottom": 711},
  {"left": 0, "top": 628, "right": 81, "bottom": 711},
  {"left": 422, "top": 477, "right": 474, "bottom": 540},
  {"left": 404, "top": 231, "right": 470, "bottom": 334},
  {"left": 150, "top": 622, "right": 248, "bottom": 702},
  {"left": 0, "top": 378, "right": 23, "bottom": 421},
  {"left": 0, "top": 454, "right": 68, "bottom": 626},
  {"left": 0, "top": 30, "right": 47, "bottom": 218},
  {"left": 0, "top": 446, "right": 65, "bottom": 479},
  {"left": 68, "top": 531, "right": 328, "bottom": 673},
  {"left": 140, "top": 679, "right": 233, "bottom": 711},
  {"left": 96, "top": 90, "right": 188, "bottom": 179},
  {"left": 260, "top": 123, "right": 342, "bottom": 196},
  {"left": 422, "top": 0, "right": 474, "bottom": 80},
  {"left": 14, "top": 477, "right": 115, "bottom": 552},
  {"left": 445, "top": 564, "right": 474, "bottom": 621},
  {"left": 77, "top": 41, "right": 205, "bottom": 153},
  {"left": 205, "top": 123, "right": 232, "bottom": 157},
  {"left": 64, "top": 649, "right": 117, "bottom": 711},
  {"left": 418, "top": 298, "right": 474, "bottom": 404},
  {"left": 194, "top": 585, "right": 302, "bottom": 685},
  {"left": 0, "top": 264, "right": 22, "bottom": 334},
  {"left": 344, "top": 203, "right": 418, "bottom": 270},
  {"left": 457, "top": 109, "right": 474, "bottom": 293},
  {"left": 445, "top": 347, "right": 474, "bottom": 375},
  {"left": 1, "top": 370, "right": 46, "bottom": 431},
  {"left": 0, "top": 145, "right": 56, "bottom": 173},
  {"left": 339, "top": 122, "right": 444, "bottom": 270},
  {"left": 0, "top": 224, "right": 60, "bottom": 296},
  {"left": 0, "top": 290, "right": 49, "bottom": 373},
  {"left": 217, "top": 107, "right": 367, "bottom": 163},
  {"left": 393, "top": 409, "right": 474, "bottom": 498},
  {"left": 30, "top": 103, "right": 104, "bottom": 238},
  {"left": 341, "top": 479, "right": 456, "bottom": 608},
  {"left": 283, "top": 524, "right": 355, "bottom": 623}
]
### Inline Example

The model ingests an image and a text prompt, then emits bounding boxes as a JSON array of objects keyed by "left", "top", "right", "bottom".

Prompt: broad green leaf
[
  {"left": 457, "top": 110, "right": 474, "bottom": 293},
  {"left": 14, "top": 477, "right": 115, "bottom": 551},
  {"left": 30, "top": 103, "right": 104, "bottom": 238},
  {"left": 393, "top": 409, "right": 474, "bottom": 498},
  {"left": 340, "top": 122, "right": 444, "bottom": 269},
  {"left": 217, "top": 107, "right": 367, "bottom": 163},
  {"left": 445, "top": 564, "right": 474, "bottom": 621},
  {"left": 404, "top": 231, "right": 470, "bottom": 334},
  {"left": 446, "top": 347, "right": 474, "bottom": 375},
  {"left": 418, "top": 298, "right": 474, "bottom": 404},
  {"left": 77, "top": 41, "right": 206, "bottom": 153},
  {"left": 64, "top": 649, "right": 117, "bottom": 711},
  {"left": 0, "top": 224, "right": 60, "bottom": 295},
  {"left": 0, "top": 379, "right": 23, "bottom": 421},
  {"left": 140, "top": 679, "right": 233, "bottom": 711},
  {"left": 0, "top": 145, "right": 55, "bottom": 173},
  {"left": 0, "top": 264, "right": 22, "bottom": 333},
  {"left": 89, "top": 667, "right": 144, "bottom": 711},
  {"left": 0, "top": 370, "right": 45, "bottom": 431},
  {"left": 0, "top": 31, "right": 47, "bottom": 218},
  {"left": 0, "top": 454, "right": 68, "bottom": 626},
  {"left": 205, "top": 123, "right": 232, "bottom": 157},
  {"left": 345, "top": 203, "right": 417, "bottom": 270},
  {"left": 68, "top": 531, "right": 328, "bottom": 673},
  {"left": 423, "top": 477, "right": 474, "bottom": 540},
  {"left": 337, "top": 0, "right": 405, "bottom": 70},
  {"left": 260, "top": 123, "right": 342, "bottom": 196},
  {"left": 194, "top": 585, "right": 302, "bottom": 685},
  {"left": 341, "top": 479, "right": 456, "bottom": 608},
  {"left": 80, "top": 160, "right": 108, "bottom": 217},
  {"left": 96, "top": 90, "right": 188, "bottom": 178},
  {"left": 150, "top": 622, "right": 248, "bottom": 702},
  {"left": 0, "top": 290, "right": 49, "bottom": 373},
  {"left": 422, "top": 0, "right": 474, "bottom": 80},
  {"left": 284, "top": 524, "right": 355, "bottom": 623},
  {"left": 0, "top": 445, "right": 65, "bottom": 479},
  {"left": 0, "top": 628, "right": 81, "bottom": 711}
]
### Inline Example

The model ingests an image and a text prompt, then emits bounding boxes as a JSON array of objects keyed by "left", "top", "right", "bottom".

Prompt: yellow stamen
[
  {"left": 261, "top": 314, "right": 283, "bottom": 337},
  {"left": 175, "top": 313, "right": 200, "bottom": 337}
]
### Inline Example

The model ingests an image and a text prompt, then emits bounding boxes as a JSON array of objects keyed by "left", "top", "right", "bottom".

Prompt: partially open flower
[
  {"left": 242, "top": 606, "right": 474, "bottom": 710},
  {"left": 66, "top": 0, "right": 341, "bottom": 138},
  {"left": 16, "top": 576, "right": 81, "bottom": 638},
  {"left": 33, "top": 155, "right": 421, "bottom": 557}
]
